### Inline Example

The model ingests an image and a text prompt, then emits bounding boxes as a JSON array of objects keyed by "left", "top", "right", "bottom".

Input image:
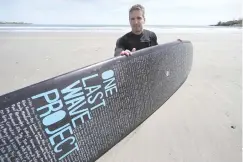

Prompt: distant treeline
[
  {"left": 212, "top": 18, "right": 242, "bottom": 27},
  {"left": 0, "top": 21, "right": 32, "bottom": 24}
]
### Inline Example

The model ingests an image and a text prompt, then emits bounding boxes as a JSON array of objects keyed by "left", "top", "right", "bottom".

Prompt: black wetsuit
[{"left": 114, "top": 29, "right": 158, "bottom": 57}]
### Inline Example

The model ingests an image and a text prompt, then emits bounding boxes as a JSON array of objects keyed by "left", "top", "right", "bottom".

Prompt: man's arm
[
  {"left": 151, "top": 32, "right": 158, "bottom": 46},
  {"left": 114, "top": 37, "right": 125, "bottom": 57}
]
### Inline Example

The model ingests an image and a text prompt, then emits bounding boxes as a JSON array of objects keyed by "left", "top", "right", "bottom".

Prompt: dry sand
[{"left": 0, "top": 30, "right": 242, "bottom": 162}]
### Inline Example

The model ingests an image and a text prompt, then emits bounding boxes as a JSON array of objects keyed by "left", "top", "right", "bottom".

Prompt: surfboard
[{"left": 0, "top": 40, "right": 193, "bottom": 162}]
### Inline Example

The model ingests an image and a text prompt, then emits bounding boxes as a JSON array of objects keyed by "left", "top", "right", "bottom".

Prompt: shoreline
[{"left": 0, "top": 28, "right": 241, "bottom": 34}]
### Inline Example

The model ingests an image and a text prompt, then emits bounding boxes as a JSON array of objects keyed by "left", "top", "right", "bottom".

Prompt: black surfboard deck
[{"left": 0, "top": 40, "right": 193, "bottom": 162}]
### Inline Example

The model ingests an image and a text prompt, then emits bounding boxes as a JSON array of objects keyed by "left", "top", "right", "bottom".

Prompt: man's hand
[{"left": 120, "top": 48, "right": 136, "bottom": 56}]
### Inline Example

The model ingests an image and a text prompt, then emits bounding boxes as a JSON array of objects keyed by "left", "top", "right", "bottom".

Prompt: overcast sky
[{"left": 0, "top": 0, "right": 242, "bottom": 25}]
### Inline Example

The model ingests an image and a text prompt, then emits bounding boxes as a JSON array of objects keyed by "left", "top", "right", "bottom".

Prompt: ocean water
[{"left": 0, "top": 24, "right": 241, "bottom": 33}]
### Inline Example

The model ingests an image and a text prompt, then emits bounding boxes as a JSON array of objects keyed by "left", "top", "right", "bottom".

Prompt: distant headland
[
  {"left": 210, "top": 18, "right": 242, "bottom": 27},
  {"left": 0, "top": 21, "right": 32, "bottom": 25}
]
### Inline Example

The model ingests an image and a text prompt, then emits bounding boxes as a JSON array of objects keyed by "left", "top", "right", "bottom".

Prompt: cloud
[
  {"left": 0, "top": 0, "right": 242, "bottom": 25},
  {"left": 142, "top": 0, "right": 242, "bottom": 25}
]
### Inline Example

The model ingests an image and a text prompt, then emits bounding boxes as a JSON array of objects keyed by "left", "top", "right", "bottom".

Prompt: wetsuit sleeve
[
  {"left": 114, "top": 37, "right": 125, "bottom": 57},
  {"left": 151, "top": 32, "right": 158, "bottom": 46}
]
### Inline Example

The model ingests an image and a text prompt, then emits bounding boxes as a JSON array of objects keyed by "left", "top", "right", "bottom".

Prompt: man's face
[{"left": 129, "top": 10, "right": 145, "bottom": 34}]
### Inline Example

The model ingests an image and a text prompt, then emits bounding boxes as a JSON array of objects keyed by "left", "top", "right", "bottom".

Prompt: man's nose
[{"left": 134, "top": 19, "right": 138, "bottom": 24}]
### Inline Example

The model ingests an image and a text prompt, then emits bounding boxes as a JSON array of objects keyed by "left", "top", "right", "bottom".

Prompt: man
[{"left": 114, "top": 4, "right": 158, "bottom": 57}]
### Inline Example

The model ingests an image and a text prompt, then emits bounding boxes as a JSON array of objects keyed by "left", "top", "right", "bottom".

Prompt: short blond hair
[{"left": 129, "top": 4, "right": 145, "bottom": 18}]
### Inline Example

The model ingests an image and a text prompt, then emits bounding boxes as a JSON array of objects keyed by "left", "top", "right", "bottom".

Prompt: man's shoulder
[
  {"left": 116, "top": 31, "right": 132, "bottom": 42},
  {"left": 143, "top": 29, "right": 157, "bottom": 36},
  {"left": 120, "top": 31, "right": 133, "bottom": 39},
  {"left": 116, "top": 32, "right": 131, "bottom": 46}
]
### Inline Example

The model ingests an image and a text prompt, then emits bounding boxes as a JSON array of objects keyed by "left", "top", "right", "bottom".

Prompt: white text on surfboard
[{"left": 31, "top": 69, "right": 118, "bottom": 160}]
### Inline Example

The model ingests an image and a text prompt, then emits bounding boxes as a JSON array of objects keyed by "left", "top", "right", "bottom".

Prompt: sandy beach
[{"left": 0, "top": 30, "right": 242, "bottom": 161}]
